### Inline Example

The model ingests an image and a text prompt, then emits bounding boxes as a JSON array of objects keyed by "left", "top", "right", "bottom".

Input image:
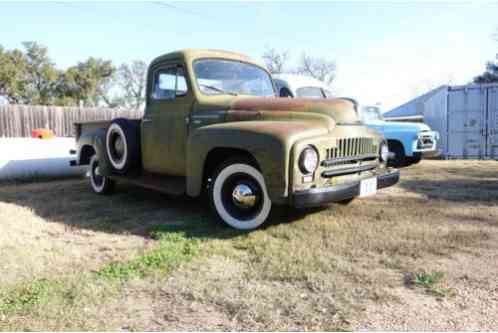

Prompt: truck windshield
[
  {"left": 193, "top": 59, "right": 275, "bottom": 97},
  {"left": 360, "top": 106, "right": 384, "bottom": 121}
]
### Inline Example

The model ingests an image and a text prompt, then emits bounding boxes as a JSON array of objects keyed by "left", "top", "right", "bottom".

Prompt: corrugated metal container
[{"left": 385, "top": 83, "right": 498, "bottom": 159}]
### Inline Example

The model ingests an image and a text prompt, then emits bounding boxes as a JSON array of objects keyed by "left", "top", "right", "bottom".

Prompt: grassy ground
[{"left": 0, "top": 160, "right": 497, "bottom": 330}]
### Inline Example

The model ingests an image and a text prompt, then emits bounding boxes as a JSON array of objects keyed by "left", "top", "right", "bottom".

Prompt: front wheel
[
  {"left": 406, "top": 153, "right": 422, "bottom": 165},
  {"left": 89, "top": 155, "right": 115, "bottom": 195},
  {"left": 209, "top": 159, "right": 272, "bottom": 230},
  {"left": 336, "top": 198, "right": 355, "bottom": 205},
  {"left": 387, "top": 141, "right": 407, "bottom": 168}
]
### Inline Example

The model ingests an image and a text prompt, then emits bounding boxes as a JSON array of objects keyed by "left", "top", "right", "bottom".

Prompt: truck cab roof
[{"left": 149, "top": 49, "right": 269, "bottom": 72}]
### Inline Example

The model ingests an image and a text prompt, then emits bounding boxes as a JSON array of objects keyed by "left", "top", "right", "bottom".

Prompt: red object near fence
[{"left": 31, "top": 128, "right": 55, "bottom": 139}]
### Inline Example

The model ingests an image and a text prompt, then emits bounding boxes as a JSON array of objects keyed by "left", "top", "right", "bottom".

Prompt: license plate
[{"left": 359, "top": 177, "right": 377, "bottom": 197}]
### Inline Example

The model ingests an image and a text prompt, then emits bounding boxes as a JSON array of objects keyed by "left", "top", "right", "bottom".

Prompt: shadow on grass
[
  {"left": 0, "top": 177, "right": 320, "bottom": 240},
  {"left": 399, "top": 178, "right": 498, "bottom": 204}
]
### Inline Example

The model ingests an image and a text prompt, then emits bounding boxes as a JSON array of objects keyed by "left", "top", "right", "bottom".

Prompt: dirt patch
[{"left": 356, "top": 248, "right": 498, "bottom": 331}]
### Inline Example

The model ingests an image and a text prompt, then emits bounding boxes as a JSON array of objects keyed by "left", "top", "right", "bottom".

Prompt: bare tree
[
  {"left": 297, "top": 53, "right": 336, "bottom": 86},
  {"left": 262, "top": 47, "right": 290, "bottom": 74},
  {"left": 116, "top": 60, "right": 147, "bottom": 109}
]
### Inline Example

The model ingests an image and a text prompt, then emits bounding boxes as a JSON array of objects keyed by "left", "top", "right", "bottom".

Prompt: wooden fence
[{"left": 0, "top": 105, "right": 143, "bottom": 137}]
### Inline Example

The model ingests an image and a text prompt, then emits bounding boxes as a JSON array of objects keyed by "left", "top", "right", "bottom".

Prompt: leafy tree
[
  {"left": 474, "top": 61, "right": 498, "bottom": 84},
  {"left": 0, "top": 42, "right": 60, "bottom": 105},
  {"left": 22, "top": 42, "right": 60, "bottom": 105},
  {"left": 59, "top": 57, "right": 116, "bottom": 107},
  {"left": 0, "top": 45, "right": 30, "bottom": 104},
  {"left": 116, "top": 60, "right": 147, "bottom": 109},
  {"left": 297, "top": 53, "right": 336, "bottom": 86},
  {"left": 262, "top": 47, "right": 290, "bottom": 74}
]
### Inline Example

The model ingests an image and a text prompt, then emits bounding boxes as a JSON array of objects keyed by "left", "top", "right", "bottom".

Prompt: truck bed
[
  {"left": 74, "top": 120, "right": 112, "bottom": 140},
  {"left": 74, "top": 119, "right": 141, "bottom": 140}
]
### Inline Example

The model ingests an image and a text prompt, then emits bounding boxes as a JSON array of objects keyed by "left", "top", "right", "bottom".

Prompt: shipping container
[{"left": 385, "top": 83, "right": 498, "bottom": 160}]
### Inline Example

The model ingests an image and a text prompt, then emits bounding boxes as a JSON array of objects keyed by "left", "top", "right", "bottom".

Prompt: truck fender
[
  {"left": 186, "top": 126, "right": 289, "bottom": 204},
  {"left": 384, "top": 132, "right": 415, "bottom": 157},
  {"left": 76, "top": 128, "right": 114, "bottom": 176}
]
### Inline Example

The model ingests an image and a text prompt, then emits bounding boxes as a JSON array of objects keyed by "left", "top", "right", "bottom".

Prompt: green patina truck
[{"left": 71, "top": 49, "right": 400, "bottom": 230}]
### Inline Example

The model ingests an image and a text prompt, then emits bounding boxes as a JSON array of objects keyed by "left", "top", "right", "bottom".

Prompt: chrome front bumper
[{"left": 292, "top": 168, "right": 400, "bottom": 208}]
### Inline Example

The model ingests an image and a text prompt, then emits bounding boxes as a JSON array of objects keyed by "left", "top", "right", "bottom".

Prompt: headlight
[
  {"left": 380, "top": 143, "right": 390, "bottom": 162},
  {"left": 299, "top": 146, "right": 319, "bottom": 174}
]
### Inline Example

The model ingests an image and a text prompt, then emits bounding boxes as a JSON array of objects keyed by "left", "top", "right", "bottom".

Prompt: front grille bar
[
  {"left": 321, "top": 153, "right": 378, "bottom": 167},
  {"left": 321, "top": 164, "right": 377, "bottom": 178}
]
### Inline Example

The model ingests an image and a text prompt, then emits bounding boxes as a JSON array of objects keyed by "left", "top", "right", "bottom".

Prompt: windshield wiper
[{"left": 199, "top": 84, "right": 238, "bottom": 96}]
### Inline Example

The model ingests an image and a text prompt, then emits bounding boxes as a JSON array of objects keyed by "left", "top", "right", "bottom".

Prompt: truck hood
[
  {"left": 229, "top": 97, "right": 361, "bottom": 125},
  {"left": 367, "top": 120, "right": 431, "bottom": 133},
  {"left": 193, "top": 96, "right": 379, "bottom": 143}
]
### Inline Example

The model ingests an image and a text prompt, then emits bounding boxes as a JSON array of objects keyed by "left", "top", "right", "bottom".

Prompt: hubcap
[
  {"left": 232, "top": 184, "right": 256, "bottom": 209},
  {"left": 113, "top": 136, "right": 124, "bottom": 158},
  {"left": 92, "top": 160, "right": 104, "bottom": 187},
  {"left": 221, "top": 173, "right": 263, "bottom": 221}
]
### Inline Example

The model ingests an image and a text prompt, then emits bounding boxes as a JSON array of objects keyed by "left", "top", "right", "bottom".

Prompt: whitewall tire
[
  {"left": 89, "top": 155, "right": 115, "bottom": 195},
  {"left": 105, "top": 118, "right": 140, "bottom": 174},
  {"left": 106, "top": 123, "right": 128, "bottom": 171},
  {"left": 210, "top": 162, "right": 272, "bottom": 230}
]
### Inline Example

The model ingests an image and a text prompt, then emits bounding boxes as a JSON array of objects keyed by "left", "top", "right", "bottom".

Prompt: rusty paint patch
[
  {"left": 231, "top": 97, "right": 352, "bottom": 112},
  {"left": 225, "top": 110, "right": 262, "bottom": 122}
]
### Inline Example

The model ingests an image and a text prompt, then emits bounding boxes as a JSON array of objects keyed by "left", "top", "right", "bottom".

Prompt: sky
[{"left": 0, "top": 1, "right": 497, "bottom": 110}]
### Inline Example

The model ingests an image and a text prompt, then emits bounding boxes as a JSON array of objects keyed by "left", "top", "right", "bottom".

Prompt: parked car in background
[
  {"left": 273, "top": 75, "right": 440, "bottom": 167},
  {"left": 273, "top": 74, "right": 333, "bottom": 99},
  {"left": 71, "top": 49, "right": 399, "bottom": 230},
  {"left": 359, "top": 105, "right": 440, "bottom": 167}
]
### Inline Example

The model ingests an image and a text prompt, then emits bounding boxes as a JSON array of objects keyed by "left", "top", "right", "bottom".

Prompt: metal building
[{"left": 384, "top": 83, "right": 498, "bottom": 159}]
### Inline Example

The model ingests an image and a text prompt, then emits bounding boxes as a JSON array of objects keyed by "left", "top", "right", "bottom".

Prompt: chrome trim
[
  {"left": 191, "top": 114, "right": 221, "bottom": 119},
  {"left": 232, "top": 184, "right": 257, "bottom": 209},
  {"left": 321, "top": 153, "right": 378, "bottom": 167},
  {"left": 321, "top": 163, "right": 378, "bottom": 178}
]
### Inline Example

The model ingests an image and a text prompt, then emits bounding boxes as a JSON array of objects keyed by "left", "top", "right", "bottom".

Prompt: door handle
[{"left": 142, "top": 118, "right": 152, "bottom": 123}]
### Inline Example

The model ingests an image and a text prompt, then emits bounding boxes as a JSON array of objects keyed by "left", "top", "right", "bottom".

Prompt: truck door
[
  {"left": 447, "top": 87, "right": 487, "bottom": 159},
  {"left": 141, "top": 64, "right": 192, "bottom": 175},
  {"left": 487, "top": 86, "right": 498, "bottom": 159}
]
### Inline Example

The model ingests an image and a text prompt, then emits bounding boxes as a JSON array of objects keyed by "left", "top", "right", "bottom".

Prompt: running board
[{"left": 109, "top": 172, "right": 186, "bottom": 196}]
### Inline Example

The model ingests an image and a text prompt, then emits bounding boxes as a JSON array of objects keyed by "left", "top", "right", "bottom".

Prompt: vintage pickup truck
[
  {"left": 71, "top": 49, "right": 399, "bottom": 230},
  {"left": 274, "top": 74, "right": 440, "bottom": 167}
]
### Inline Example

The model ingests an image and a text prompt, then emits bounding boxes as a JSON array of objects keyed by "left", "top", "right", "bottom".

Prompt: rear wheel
[
  {"left": 89, "top": 155, "right": 115, "bottom": 195},
  {"left": 209, "top": 158, "right": 272, "bottom": 230}
]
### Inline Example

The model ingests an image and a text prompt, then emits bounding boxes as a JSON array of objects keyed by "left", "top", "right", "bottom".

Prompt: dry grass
[{"left": 0, "top": 160, "right": 497, "bottom": 330}]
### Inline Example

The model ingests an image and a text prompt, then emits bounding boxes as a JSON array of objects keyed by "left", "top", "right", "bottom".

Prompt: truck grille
[
  {"left": 418, "top": 135, "right": 435, "bottom": 149},
  {"left": 321, "top": 137, "right": 379, "bottom": 176},
  {"left": 325, "top": 137, "right": 376, "bottom": 159}
]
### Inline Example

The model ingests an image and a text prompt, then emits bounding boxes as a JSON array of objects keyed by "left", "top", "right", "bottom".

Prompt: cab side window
[{"left": 153, "top": 65, "right": 188, "bottom": 100}]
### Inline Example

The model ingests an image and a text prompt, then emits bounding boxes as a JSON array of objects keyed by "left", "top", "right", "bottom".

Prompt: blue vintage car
[
  {"left": 359, "top": 105, "right": 439, "bottom": 166},
  {"left": 273, "top": 74, "right": 440, "bottom": 167}
]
